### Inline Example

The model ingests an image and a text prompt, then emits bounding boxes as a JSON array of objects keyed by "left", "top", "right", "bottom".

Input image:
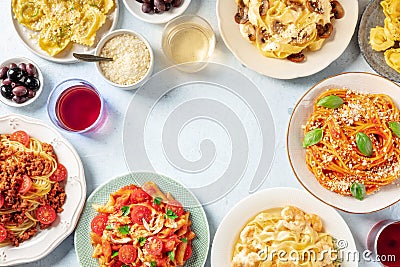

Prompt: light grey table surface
[{"left": 1, "top": 0, "right": 399, "bottom": 266}]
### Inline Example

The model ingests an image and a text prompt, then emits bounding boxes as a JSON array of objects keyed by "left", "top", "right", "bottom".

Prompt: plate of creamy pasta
[
  {"left": 216, "top": 0, "right": 358, "bottom": 79},
  {"left": 0, "top": 114, "right": 86, "bottom": 265},
  {"left": 358, "top": 0, "right": 400, "bottom": 82},
  {"left": 74, "top": 172, "right": 209, "bottom": 267},
  {"left": 11, "top": 0, "right": 119, "bottom": 63},
  {"left": 211, "top": 187, "right": 356, "bottom": 267},
  {"left": 288, "top": 72, "right": 400, "bottom": 213}
]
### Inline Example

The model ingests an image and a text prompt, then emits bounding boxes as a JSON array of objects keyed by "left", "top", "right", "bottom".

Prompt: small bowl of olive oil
[{"left": 161, "top": 14, "right": 216, "bottom": 72}]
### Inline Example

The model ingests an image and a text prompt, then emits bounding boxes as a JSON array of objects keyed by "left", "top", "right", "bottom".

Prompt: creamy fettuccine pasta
[
  {"left": 231, "top": 206, "right": 339, "bottom": 267},
  {"left": 234, "top": 0, "right": 344, "bottom": 62},
  {"left": 370, "top": 0, "right": 400, "bottom": 72}
]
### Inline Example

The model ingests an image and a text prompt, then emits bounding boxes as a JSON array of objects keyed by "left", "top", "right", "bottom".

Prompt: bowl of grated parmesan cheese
[{"left": 95, "top": 29, "right": 154, "bottom": 90}]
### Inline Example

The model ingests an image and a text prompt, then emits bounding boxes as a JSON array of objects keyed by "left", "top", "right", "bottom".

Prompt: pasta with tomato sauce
[
  {"left": 90, "top": 181, "right": 196, "bottom": 267},
  {"left": 0, "top": 130, "right": 67, "bottom": 246}
]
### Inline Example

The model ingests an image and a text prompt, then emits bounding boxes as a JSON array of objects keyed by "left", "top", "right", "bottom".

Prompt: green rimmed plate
[{"left": 74, "top": 172, "right": 210, "bottom": 267}]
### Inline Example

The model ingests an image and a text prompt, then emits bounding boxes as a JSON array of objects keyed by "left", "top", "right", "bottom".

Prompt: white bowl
[
  {"left": 216, "top": 0, "right": 358, "bottom": 79},
  {"left": 122, "top": 0, "right": 191, "bottom": 24},
  {"left": 212, "top": 187, "right": 357, "bottom": 267},
  {"left": 287, "top": 72, "right": 400, "bottom": 213},
  {"left": 95, "top": 29, "right": 154, "bottom": 90},
  {"left": 0, "top": 57, "right": 43, "bottom": 107}
]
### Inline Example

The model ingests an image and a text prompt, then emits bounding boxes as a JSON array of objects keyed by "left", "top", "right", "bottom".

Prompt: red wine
[
  {"left": 377, "top": 222, "right": 400, "bottom": 266},
  {"left": 56, "top": 85, "right": 101, "bottom": 131}
]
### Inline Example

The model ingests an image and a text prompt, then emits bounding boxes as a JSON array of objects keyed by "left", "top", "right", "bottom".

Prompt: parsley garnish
[
  {"left": 105, "top": 225, "right": 113, "bottom": 230},
  {"left": 167, "top": 251, "right": 175, "bottom": 261},
  {"left": 121, "top": 205, "right": 130, "bottom": 216},
  {"left": 111, "top": 251, "right": 118, "bottom": 259},
  {"left": 150, "top": 261, "right": 157, "bottom": 267},
  {"left": 118, "top": 225, "right": 130, "bottom": 235},
  {"left": 181, "top": 237, "right": 188, "bottom": 243},
  {"left": 138, "top": 237, "right": 146, "bottom": 246},
  {"left": 154, "top": 197, "right": 162, "bottom": 205},
  {"left": 122, "top": 265, "right": 130, "bottom": 267},
  {"left": 166, "top": 209, "right": 178, "bottom": 220}
]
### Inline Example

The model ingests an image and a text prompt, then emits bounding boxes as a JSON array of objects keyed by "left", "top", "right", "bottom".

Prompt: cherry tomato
[
  {"left": 163, "top": 236, "right": 178, "bottom": 252},
  {"left": 50, "top": 163, "right": 67, "bottom": 182},
  {"left": 118, "top": 244, "right": 138, "bottom": 264},
  {"left": 145, "top": 236, "right": 163, "bottom": 257},
  {"left": 91, "top": 214, "right": 108, "bottom": 236},
  {"left": 0, "top": 194, "right": 4, "bottom": 209},
  {"left": 36, "top": 205, "right": 56, "bottom": 225},
  {"left": 19, "top": 175, "right": 32, "bottom": 194},
  {"left": 10, "top": 130, "right": 30, "bottom": 147},
  {"left": 166, "top": 200, "right": 184, "bottom": 217},
  {"left": 130, "top": 205, "right": 152, "bottom": 225},
  {"left": 0, "top": 225, "right": 7, "bottom": 242},
  {"left": 183, "top": 241, "right": 193, "bottom": 261},
  {"left": 130, "top": 188, "right": 151, "bottom": 204}
]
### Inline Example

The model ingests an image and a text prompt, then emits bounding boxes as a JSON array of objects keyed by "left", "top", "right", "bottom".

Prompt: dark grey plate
[{"left": 358, "top": 0, "right": 400, "bottom": 82}]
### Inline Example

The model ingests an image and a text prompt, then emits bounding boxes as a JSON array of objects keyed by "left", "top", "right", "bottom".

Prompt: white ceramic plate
[
  {"left": 122, "top": 0, "right": 191, "bottom": 24},
  {"left": 216, "top": 0, "right": 358, "bottom": 79},
  {"left": 211, "top": 187, "right": 357, "bottom": 267},
  {"left": 0, "top": 114, "right": 86, "bottom": 266},
  {"left": 287, "top": 72, "right": 400, "bottom": 213},
  {"left": 75, "top": 172, "right": 209, "bottom": 267},
  {"left": 11, "top": 1, "right": 119, "bottom": 63}
]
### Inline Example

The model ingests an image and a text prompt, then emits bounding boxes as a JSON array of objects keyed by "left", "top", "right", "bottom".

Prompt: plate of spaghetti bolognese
[
  {"left": 288, "top": 72, "right": 400, "bottom": 213},
  {"left": 0, "top": 114, "right": 86, "bottom": 265}
]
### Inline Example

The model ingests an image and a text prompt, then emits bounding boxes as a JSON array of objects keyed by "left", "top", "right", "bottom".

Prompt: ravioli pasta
[
  {"left": 234, "top": 0, "right": 344, "bottom": 62},
  {"left": 12, "top": 0, "right": 114, "bottom": 56},
  {"left": 231, "top": 206, "right": 339, "bottom": 267},
  {"left": 370, "top": 0, "right": 400, "bottom": 73}
]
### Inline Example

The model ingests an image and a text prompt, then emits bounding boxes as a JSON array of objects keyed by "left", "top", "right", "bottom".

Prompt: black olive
[
  {"left": 172, "top": 0, "right": 183, "bottom": 7},
  {"left": 0, "top": 67, "right": 8, "bottom": 80},
  {"left": 7, "top": 68, "right": 23, "bottom": 82},
  {"left": 1, "top": 85, "right": 14, "bottom": 99},
  {"left": 142, "top": 2, "right": 153, "bottom": 13},
  {"left": 24, "top": 76, "right": 40, "bottom": 90}
]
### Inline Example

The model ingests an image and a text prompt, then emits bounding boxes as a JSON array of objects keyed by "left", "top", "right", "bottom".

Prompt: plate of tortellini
[
  {"left": 11, "top": 0, "right": 119, "bottom": 63},
  {"left": 359, "top": 0, "right": 400, "bottom": 82}
]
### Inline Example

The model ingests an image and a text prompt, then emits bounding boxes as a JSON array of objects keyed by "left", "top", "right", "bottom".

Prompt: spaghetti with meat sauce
[
  {"left": 0, "top": 131, "right": 67, "bottom": 246},
  {"left": 303, "top": 89, "right": 400, "bottom": 199}
]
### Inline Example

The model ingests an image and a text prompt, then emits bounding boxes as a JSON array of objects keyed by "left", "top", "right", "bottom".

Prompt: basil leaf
[
  {"left": 303, "top": 128, "right": 323, "bottom": 148},
  {"left": 166, "top": 209, "right": 178, "bottom": 220},
  {"left": 317, "top": 95, "right": 344, "bottom": 109},
  {"left": 121, "top": 205, "right": 130, "bottom": 216},
  {"left": 111, "top": 251, "right": 119, "bottom": 259},
  {"left": 118, "top": 225, "right": 130, "bottom": 235},
  {"left": 181, "top": 237, "right": 188, "bottom": 243},
  {"left": 105, "top": 225, "right": 113, "bottom": 230},
  {"left": 154, "top": 197, "right": 162, "bottom": 205},
  {"left": 150, "top": 261, "right": 157, "bottom": 267},
  {"left": 167, "top": 251, "right": 175, "bottom": 261},
  {"left": 350, "top": 182, "right": 366, "bottom": 200},
  {"left": 138, "top": 237, "right": 146, "bottom": 246},
  {"left": 389, "top": 122, "right": 400, "bottom": 138},
  {"left": 122, "top": 265, "right": 130, "bottom": 267},
  {"left": 356, "top": 132, "right": 373, "bottom": 157}
]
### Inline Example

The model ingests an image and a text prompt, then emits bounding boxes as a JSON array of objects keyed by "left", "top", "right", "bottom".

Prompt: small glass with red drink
[
  {"left": 47, "top": 79, "right": 105, "bottom": 133},
  {"left": 367, "top": 220, "right": 400, "bottom": 266}
]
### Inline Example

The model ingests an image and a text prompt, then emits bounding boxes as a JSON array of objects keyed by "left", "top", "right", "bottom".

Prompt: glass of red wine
[
  {"left": 367, "top": 220, "right": 400, "bottom": 266},
  {"left": 47, "top": 78, "right": 105, "bottom": 133}
]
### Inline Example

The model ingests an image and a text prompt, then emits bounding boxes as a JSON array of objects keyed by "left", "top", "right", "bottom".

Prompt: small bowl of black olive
[{"left": 0, "top": 57, "right": 43, "bottom": 107}]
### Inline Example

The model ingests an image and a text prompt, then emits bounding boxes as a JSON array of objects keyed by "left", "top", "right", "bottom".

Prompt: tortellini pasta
[
  {"left": 234, "top": 0, "right": 344, "bottom": 62},
  {"left": 370, "top": 0, "right": 400, "bottom": 73},
  {"left": 12, "top": 0, "right": 114, "bottom": 56}
]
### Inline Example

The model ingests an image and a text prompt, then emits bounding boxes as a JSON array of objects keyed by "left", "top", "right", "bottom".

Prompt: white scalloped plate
[{"left": 0, "top": 114, "right": 86, "bottom": 266}]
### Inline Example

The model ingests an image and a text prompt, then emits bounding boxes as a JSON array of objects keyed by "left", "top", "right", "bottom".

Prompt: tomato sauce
[
  {"left": 56, "top": 85, "right": 101, "bottom": 131},
  {"left": 377, "top": 222, "right": 400, "bottom": 266}
]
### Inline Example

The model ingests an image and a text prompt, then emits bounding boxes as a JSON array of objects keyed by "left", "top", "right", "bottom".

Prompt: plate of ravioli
[{"left": 11, "top": 0, "right": 119, "bottom": 63}]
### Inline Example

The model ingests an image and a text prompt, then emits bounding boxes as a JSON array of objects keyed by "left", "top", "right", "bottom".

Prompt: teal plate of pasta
[
  {"left": 74, "top": 172, "right": 209, "bottom": 267},
  {"left": 211, "top": 187, "right": 357, "bottom": 267}
]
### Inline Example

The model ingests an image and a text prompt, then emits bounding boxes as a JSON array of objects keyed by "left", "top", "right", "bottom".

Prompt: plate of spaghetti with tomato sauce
[
  {"left": 0, "top": 113, "right": 85, "bottom": 265},
  {"left": 74, "top": 172, "right": 209, "bottom": 267}
]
